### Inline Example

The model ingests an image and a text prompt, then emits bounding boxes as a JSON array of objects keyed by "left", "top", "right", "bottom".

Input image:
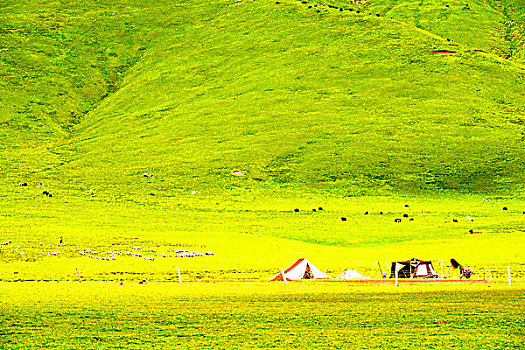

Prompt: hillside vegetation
[{"left": 0, "top": 0, "right": 524, "bottom": 196}]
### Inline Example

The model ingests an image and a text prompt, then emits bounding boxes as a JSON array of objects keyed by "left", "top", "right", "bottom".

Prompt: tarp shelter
[
  {"left": 337, "top": 270, "right": 366, "bottom": 280},
  {"left": 270, "top": 258, "right": 332, "bottom": 281},
  {"left": 390, "top": 258, "right": 438, "bottom": 278},
  {"left": 451, "top": 258, "right": 473, "bottom": 279}
]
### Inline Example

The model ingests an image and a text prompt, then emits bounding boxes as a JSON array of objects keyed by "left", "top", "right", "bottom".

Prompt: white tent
[
  {"left": 270, "top": 258, "right": 332, "bottom": 281},
  {"left": 337, "top": 270, "right": 367, "bottom": 280}
]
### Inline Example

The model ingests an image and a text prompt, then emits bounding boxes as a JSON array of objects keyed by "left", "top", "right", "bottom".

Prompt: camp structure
[
  {"left": 337, "top": 270, "right": 367, "bottom": 280},
  {"left": 270, "top": 258, "right": 332, "bottom": 281},
  {"left": 390, "top": 258, "right": 438, "bottom": 279},
  {"left": 450, "top": 258, "right": 474, "bottom": 279}
]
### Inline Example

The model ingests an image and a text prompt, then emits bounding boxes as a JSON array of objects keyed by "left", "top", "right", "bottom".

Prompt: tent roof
[
  {"left": 394, "top": 258, "right": 433, "bottom": 264},
  {"left": 337, "top": 270, "right": 366, "bottom": 279},
  {"left": 270, "top": 258, "right": 332, "bottom": 281}
]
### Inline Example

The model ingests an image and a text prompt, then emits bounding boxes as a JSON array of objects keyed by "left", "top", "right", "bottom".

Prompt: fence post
[
  {"left": 177, "top": 266, "right": 182, "bottom": 284},
  {"left": 76, "top": 267, "right": 81, "bottom": 283},
  {"left": 508, "top": 266, "right": 511, "bottom": 287},
  {"left": 395, "top": 269, "right": 399, "bottom": 287}
]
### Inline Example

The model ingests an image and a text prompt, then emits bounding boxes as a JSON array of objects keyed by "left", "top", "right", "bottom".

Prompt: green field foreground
[{"left": 0, "top": 282, "right": 523, "bottom": 349}]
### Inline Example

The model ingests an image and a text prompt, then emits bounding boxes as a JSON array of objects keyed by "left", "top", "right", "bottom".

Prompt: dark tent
[{"left": 390, "top": 258, "right": 438, "bottom": 278}]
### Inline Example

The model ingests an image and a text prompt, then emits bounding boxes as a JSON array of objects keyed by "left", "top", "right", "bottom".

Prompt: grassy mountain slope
[
  {"left": 361, "top": 0, "right": 525, "bottom": 61},
  {"left": 55, "top": 0, "right": 525, "bottom": 196},
  {"left": 0, "top": 0, "right": 169, "bottom": 180},
  {"left": 1, "top": 0, "right": 524, "bottom": 196},
  {"left": 0, "top": 1, "right": 155, "bottom": 133}
]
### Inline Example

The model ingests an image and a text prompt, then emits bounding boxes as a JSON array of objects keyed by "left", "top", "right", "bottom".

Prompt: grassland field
[
  {"left": 1, "top": 0, "right": 524, "bottom": 348},
  {"left": 1, "top": 191, "right": 524, "bottom": 282},
  {"left": 0, "top": 282, "right": 523, "bottom": 349}
]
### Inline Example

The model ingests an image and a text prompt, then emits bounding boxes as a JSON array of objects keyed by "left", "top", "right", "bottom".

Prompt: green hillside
[{"left": 1, "top": 0, "right": 524, "bottom": 196}]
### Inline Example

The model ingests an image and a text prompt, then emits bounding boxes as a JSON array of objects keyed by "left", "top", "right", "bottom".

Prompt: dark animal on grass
[
  {"left": 403, "top": 214, "right": 409, "bottom": 218},
  {"left": 395, "top": 219, "right": 401, "bottom": 223},
  {"left": 503, "top": 207, "right": 508, "bottom": 211},
  {"left": 341, "top": 217, "right": 347, "bottom": 221},
  {"left": 43, "top": 191, "right": 49, "bottom": 195},
  {"left": 318, "top": 207, "right": 323, "bottom": 211},
  {"left": 294, "top": 208, "right": 300, "bottom": 212}
]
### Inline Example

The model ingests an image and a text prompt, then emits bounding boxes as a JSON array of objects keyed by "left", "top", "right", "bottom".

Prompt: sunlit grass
[
  {"left": 0, "top": 282, "right": 523, "bottom": 349},
  {"left": 0, "top": 191, "right": 523, "bottom": 282}
]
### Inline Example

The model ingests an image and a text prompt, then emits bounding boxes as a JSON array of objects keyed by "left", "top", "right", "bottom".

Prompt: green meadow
[
  {"left": 0, "top": 193, "right": 524, "bottom": 282},
  {"left": 0, "top": 283, "right": 523, "bottom": 349},
  {"left": 1, "top": 0, "right": 524, "bottom": 348}
]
